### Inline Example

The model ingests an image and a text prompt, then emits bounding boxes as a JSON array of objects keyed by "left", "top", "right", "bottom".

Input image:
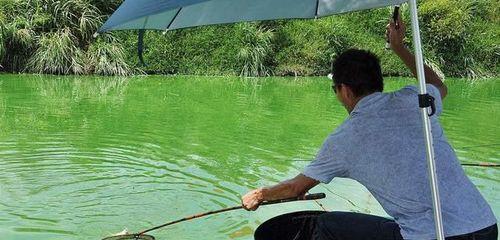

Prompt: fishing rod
[
  {"left": 102, "top": 193, "right": 326, "bottom": 240},
  {"left": 460, "top": 162, "right": 500, "bottom": 167},
  {"left": 292, "top": 142, "right": 500, "bottom": 168},
  {"left": 292, "top": 159, "right": 499, "bottom": 168}
]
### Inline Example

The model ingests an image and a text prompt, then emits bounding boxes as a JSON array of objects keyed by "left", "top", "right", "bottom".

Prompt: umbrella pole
[{"left": 408, "top": 1, "right": 445, "bottom": 239}]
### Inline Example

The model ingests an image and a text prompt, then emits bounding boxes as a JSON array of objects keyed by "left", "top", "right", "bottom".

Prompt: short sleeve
[
  {"left": 302, "top": 130, "right": 348, "bottom": 183},
  {"left": 402, "top": 84, "right": 443, "bottom": 116}
]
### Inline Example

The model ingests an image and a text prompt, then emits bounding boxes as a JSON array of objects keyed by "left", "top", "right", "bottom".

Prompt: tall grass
[
  {"left": 273, "top": 18, "right": 352, "bottom": 76},
  {"left": 237, "top": 23, "right": 274, "bottom": 77},
  {"left": 1, "top": 24, "right": 37, "bottom": 72},
  {"left": 0, "top": 0, "right": 131, "bottom": 75},
  {"left": 27, "top": 28, "right": 85, "bottom": 75},
  {"left": 87, "top": 40, "right": 131, "bottom": 76},
  {"left": 50, "top": 0, "right": 103, "bottom": 43}
]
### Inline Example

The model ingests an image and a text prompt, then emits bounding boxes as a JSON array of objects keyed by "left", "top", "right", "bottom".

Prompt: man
[{"left": 242, "top": 14, "right": 497, "bottom": 240}]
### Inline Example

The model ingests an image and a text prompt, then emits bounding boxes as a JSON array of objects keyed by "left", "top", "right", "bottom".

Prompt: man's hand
[
  {"left": 386, "top": 15, "right": 406, "bottom": 52},
  {"left": 241, "top": 188, "right": 264, "bottom": 211},
  {"left": 241, "top": 174, "right": 319, "bottom": 211}
]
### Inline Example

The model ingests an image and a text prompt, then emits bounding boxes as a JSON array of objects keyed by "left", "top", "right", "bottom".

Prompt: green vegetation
[
  {"left": 0, "top": 0, "right": 498, "bottom": 78},
  {"left": 27, "top": 28, "right": 86, "bottom": 75},
  {"left": 237, "top": 23, "right": 274, "bottom": 77},
  {"left": 0, "top": 0, "right": 130, "bottom": 75},
  {"left": 419, "top": 0, "right": 499, "bottom": 78}
]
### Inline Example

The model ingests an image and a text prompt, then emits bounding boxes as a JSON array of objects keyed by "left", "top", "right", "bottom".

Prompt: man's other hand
[
  {"left": 385, "top": 11, "right": 448, "bottom": 99},
  {"left": 242, "top": 188, "right": 264, "bottom": 211},
  {"left": 386, "top": 14, "right": 406, "bottom": 52}
]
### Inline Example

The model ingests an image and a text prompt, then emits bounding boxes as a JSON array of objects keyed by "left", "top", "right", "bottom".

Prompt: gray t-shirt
[{"left": 302, "top": 84, "right": 496, "bottom": 239}]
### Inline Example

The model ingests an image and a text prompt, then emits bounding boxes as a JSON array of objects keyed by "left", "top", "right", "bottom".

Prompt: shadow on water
[{"left": 0, "top": 75, "right": 498, "bottom": 240}]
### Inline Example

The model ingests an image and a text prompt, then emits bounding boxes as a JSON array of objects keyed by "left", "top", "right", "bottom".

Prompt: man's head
[{"left": 330, "top": 49, "right": 384, "bottom": 112}]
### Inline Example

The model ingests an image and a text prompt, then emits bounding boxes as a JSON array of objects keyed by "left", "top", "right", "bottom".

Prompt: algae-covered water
[{"left": 0, "top": 75, "right": 498, "bottom": 240}]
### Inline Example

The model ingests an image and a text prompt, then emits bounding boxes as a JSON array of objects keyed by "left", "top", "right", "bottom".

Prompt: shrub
[
  {"left": 236, "top": 23, "right": 274, "bottom": 77},
  {"left": 120, "top": 25, "right": 245, "bottom": 75},
  {"left": 275, "top": 16, "right": 373, "bottom": 76},
  {"left": 418, "top": 0, "right": 497, "bottom": 78},
  {"left": 50, "top": 0, "right": 103, "bottom": 43},
  {"left": 1, "top": 23, "right": 37, "bottom": 72},
  {"left": 27, "top": 28, "right": 86, "bottom": 75},
  {"left": 420, "top": 0, "right": 472, "bottom": 45},
  {"left": 86, "top": 39, "right": 131, "bottom": 76}
]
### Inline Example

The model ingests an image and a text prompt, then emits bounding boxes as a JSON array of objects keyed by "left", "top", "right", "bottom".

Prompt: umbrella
[
  {"left": 98, "top": 0, "right": 406, "bottom": 32},
  {"left": 98, "top": 1, "right": 445, "bottom": 239}
]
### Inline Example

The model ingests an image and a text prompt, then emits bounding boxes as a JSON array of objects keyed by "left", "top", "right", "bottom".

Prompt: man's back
[{"left": 303, "top": 84, "right": 496, "bottom": 239}]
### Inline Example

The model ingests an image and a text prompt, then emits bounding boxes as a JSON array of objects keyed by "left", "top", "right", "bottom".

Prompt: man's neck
[{"left": 347, "top": 94, "right": 371, "bottom": 114}]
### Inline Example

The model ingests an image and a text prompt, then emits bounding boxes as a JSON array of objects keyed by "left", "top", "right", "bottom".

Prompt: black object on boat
[{"left": 254, "top": 211, "right": 326, "bottom": 240}]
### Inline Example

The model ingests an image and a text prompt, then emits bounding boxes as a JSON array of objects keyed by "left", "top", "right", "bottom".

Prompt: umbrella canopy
[{"left": 98, "top": 0, "right": 406, "bottom": 32}]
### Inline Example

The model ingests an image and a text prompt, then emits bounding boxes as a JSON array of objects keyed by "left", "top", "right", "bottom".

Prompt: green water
[{"left": 0, "top": 74, "right": 498, "bottom": 240}]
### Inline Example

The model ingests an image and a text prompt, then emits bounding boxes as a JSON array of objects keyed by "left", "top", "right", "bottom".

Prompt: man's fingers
[
  {"left": 243, "top": 201, "right": 259, "bottom": 211},
  {"left": 389, "top": 20, "right": 396, "bottom": 29},
  {"left": 242, "top": 202, "right": 250, "bottom": 210},
  {"left": 249, "top": 203, "right": 259, "bottom": 211},
  {"left": 242, "top": 198, "right": 261, "bottom": 211},
  {"left": 250, "top": 199, "right": 260, "bottom": 210},
  {"left": 241, "top": 188, "right": 264, "bottom": 211},
  {"left": 399, "top": 19, "right": 406, "bottom": 32},
  {"left": 396, "top": 11, "right": 403, "bottom": 26}
]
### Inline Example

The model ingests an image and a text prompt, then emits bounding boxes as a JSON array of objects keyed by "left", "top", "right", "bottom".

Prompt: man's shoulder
[
  {"left": 398, "top": 84, "right": 442, "bottom": 98},
  {"left": 326, "top": 121, "right": 348, "bottom": 139},
  {"left": 395, "top": 84, "right": 443, "bottom": 116},
  {"left": 321, "top": 120, "right": 355, "bottom": 148}
]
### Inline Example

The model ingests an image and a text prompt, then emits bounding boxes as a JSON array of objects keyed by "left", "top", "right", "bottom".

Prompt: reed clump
[{"left": 0, "top": 0, "right": 131, "bottom": 76}]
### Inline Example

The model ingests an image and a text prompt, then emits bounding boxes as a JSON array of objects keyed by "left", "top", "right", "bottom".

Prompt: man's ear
[{"left": 340, "top": 84, "right": 354, "bottom": 100}]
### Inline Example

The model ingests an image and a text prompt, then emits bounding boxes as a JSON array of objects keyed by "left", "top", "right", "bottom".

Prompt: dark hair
[{"left": 331, "top": 49, "right": 384, "bottom": 97}]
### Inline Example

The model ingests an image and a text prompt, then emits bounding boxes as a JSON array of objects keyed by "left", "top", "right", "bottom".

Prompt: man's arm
[
  {"left": 241, "top": 174, "right": 319, "bottom": 211},
  {"left": 387, "top": 14, "right": 448, "bottom": 99}
]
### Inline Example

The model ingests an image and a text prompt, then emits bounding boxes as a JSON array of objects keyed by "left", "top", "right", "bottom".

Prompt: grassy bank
[{"left": 0, "top": 0, "right": 498, "bottom": 78}]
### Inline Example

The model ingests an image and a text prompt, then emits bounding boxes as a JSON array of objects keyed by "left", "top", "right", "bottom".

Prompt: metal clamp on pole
[{"left": 418, "top": 94, "right": 436, "bottom": 117}]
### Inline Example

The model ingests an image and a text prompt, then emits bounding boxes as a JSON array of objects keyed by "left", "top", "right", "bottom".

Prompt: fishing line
[{"left": 320, "top": 186, "right": 359, "bottom": 209}]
